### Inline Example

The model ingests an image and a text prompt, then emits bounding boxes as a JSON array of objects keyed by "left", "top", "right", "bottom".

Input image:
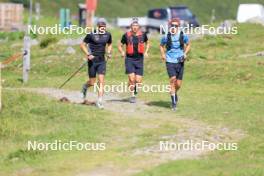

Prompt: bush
[
  {"left": 10, "top": 0, "right": 30, "bottom": 8},
  {"left": 0, "top": 32, "right": 25, "bottom": 41},
  {"left": 39, "top": 36, "right": 58, "bottom": 48}
]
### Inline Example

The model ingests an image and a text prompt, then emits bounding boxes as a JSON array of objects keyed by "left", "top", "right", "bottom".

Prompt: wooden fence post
[{"left": 23, "top": 36, "right": 31, "bottom": 83}]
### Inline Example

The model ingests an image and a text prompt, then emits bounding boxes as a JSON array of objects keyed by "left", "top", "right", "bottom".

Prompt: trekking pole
[{"left": 58, "top": 61, "right": 87, "bottom": 89}]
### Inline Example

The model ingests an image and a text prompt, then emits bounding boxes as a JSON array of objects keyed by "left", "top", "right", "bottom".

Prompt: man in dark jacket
[{"left": 80, "top": 18, "right": 112, "bottom": 109}]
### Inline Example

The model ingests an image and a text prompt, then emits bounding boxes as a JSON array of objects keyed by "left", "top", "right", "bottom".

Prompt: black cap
[{"left": 97, "top": 18, "right": 107, "bottom": 26}]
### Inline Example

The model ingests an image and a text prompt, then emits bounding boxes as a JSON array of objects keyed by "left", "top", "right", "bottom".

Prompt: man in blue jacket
[{"left": 160, "top": 18, "right": 191, "bottom": 111}]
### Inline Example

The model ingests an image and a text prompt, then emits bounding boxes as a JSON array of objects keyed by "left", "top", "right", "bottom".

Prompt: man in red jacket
[{"left": 118, "top": 18, "right": 150, "bottom": 103}]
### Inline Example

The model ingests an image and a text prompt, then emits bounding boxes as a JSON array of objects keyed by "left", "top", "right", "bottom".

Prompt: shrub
[
  {"left": 10, "top": 0, "right": 30, "bottom": 8},
  {"left": 0, "top": 32, "right": 25, "bottom": 41},
  {"left": 39, "top": 36, "right": 58, "bottom": 48}
]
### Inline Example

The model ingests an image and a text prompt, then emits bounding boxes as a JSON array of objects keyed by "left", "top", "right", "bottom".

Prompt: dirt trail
[
  {"left": 16, "top": 87, "right": 163, "bottom": 115},
  {"left": 12, "top": 88, "right": 245, "bottom": 176}
]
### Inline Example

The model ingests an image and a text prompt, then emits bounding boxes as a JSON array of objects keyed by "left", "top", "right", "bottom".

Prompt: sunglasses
[
  {"left": 170, "top": 24, "right": 179, "bottom": 27},
  {"left": 98, "top": 22, "right": 106, "bottom": 27}
]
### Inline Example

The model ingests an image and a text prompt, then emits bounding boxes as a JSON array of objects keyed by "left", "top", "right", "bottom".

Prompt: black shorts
[
  {"left": 88, "top": 60, "right": 106, "bottom": 78},
  {"left": 125, "top": 58, "right": 144, "bottom": 76},
  {"left": 166, "top": 62, "right": 184, "bottom": 80}
]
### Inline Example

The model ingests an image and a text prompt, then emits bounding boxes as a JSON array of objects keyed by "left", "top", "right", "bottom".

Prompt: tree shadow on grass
[
  {"left": 17, "top": 78, "right": 23, "bottom": 83},
  {"left": 146, "top": 101, "right": 170, "bottom": 109},
  {"left": 106, "top": 98, "right": 130, "bottom": 103}
]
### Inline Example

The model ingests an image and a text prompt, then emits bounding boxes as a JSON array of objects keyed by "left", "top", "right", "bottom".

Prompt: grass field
[{"left": 0, "top": 23, "right": 264, "bottom": 176}]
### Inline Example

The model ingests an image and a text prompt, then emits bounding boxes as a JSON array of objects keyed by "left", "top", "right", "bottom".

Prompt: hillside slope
[{"left": 1, "top": 0, "right": 264, "bottom": 23}]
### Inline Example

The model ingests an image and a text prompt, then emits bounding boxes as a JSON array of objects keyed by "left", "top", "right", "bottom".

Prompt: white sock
[{"left": 98, "top": 96, "right": 103, "bottom": 103}]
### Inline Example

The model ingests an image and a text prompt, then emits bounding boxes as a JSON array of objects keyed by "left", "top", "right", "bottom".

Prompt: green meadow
[{"left": 0, "top": 22, "right": 263, "bottom": 175}]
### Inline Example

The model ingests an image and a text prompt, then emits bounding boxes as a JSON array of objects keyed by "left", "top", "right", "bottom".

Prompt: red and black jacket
[{"left": 126, "top": 31, "right": 145, "bottom": 55}]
